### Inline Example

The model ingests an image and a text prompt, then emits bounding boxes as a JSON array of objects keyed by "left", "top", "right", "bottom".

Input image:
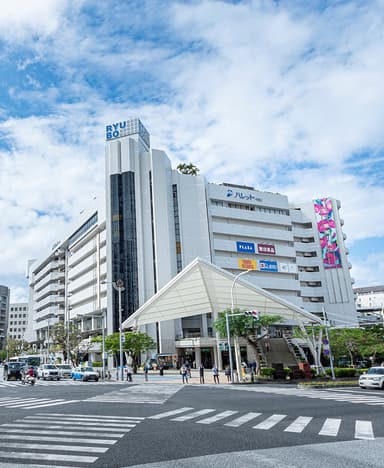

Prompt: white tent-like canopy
[{"left": 122, "top": 257, "right": 322, "bottom": 329}]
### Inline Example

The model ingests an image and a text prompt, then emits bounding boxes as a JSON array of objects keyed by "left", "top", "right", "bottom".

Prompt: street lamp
[{"left": 226, "top": 269, "right": 251, "bottom": 383}]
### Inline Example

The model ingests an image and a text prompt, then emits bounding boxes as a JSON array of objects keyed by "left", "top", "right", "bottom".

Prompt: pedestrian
[
  {"left": 180, "top": 364, "right": 188, "bottom": 384},
  {"left": 144, "top": 363, "right": 149, "bottom": 382},
  {"left": 224, "top": 366, "right": 231, "bottom": 382},
  {"left": 199, "top": 364, "right": 205, "bottom": 384},
  {"left": 126, "top": 365, "right": 133, "bottom": 382},
  {"left": 107, "top": 370, "right": 111, "bottom": 380},
  {"left": 159, "top": 364, "right": 164, "bottom": 376},
  {"left": 212, "top": 366, "right": 219, "bottom": 384}
]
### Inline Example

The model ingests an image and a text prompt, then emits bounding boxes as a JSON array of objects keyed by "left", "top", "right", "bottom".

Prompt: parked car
[
  {"left": 72, "top": 366, "right": 99, "bottom": 382},
  {"left": 56, "top": 364, "right": 73, "bottom": 379},
  {"left": 37, "top": 364, "right": 60, "bottom": 381},
  {"left": 359, "top": 367, "right": 384, "bottom": 389},
  {"left": 5, "top": 362, "right": 24, "bottom": 381}
]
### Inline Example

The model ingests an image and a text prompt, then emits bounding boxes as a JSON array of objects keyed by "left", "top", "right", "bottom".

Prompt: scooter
[{"left": 22, "top": 375, "right": 35, "bottom": 386}]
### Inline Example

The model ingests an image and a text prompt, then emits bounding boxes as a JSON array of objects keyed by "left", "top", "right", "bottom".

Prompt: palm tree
[{"left": 176, "top": 163, "right": 200, "bottom": 176}]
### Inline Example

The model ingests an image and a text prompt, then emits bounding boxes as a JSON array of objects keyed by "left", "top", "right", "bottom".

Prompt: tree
[
  {"left": 94, "top": 331, "right": 157, "bottom": 369},
  {"left": 5, "top": 338, "right": 30, "bottom": 358},
  {"left": 214, "top": 309, "right": 282, "bottom": 375},
  {"left": 50, "top": 321, "right": 91, "bottom": 366},
  {"left": 176, "top": 163, "right": 200, "bottom": 176}
]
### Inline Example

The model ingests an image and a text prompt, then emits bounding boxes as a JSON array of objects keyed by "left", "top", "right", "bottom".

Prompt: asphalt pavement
[{"left": 0, "top": 366, "right": 383, "bottom": 467}]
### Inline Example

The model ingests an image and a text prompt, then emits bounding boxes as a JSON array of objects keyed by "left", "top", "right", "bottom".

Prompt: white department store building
[{"left": 26, "top": 118, "right": 358, "bottom": 365}]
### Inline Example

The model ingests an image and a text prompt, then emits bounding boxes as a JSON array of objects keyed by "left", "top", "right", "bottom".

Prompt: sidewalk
[{"left": 109, "top": 368, "right": 233, "bottom": 385}]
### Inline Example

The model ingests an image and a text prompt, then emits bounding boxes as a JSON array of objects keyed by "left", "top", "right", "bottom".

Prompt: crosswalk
[
  {"left": 0, "top": 412, "right": 143, "bottom": 466},
  {"left": 86, "top": 383, "right": 183, "bottom": 405},
  {"left": 217, "top": 384, "right": 384, "bottom": 407},
  {"left": 0, "top": 379, "right": 128, "bottom": 388},
  {"left": 0, "top": 397, "right": 80, "bottom": 410},
  {"left": 148, "top": 406, "right": 377, "bottom": 440}
]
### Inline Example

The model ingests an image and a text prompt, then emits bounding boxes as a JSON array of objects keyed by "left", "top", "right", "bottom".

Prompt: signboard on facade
[
  {"left": 313, "top": 198, "right": 342, "bottom": 269},
  {"left": 258, "top": 260, "right": 278, "bottom": 272},
  {"left": 238, "top": 258, "right": 257, "bottom": 270},
  {"left": 236, "top": 241, "right": 255, "bottom": 253},
  {"left": 257, "top": 243, "right": 276, "bottom": 255}
]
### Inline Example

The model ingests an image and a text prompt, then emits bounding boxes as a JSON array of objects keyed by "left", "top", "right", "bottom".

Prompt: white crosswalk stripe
[
  {"left": 0, "top": 412, "right": 141, "bottom": 466},
  {"left": 0, "top": 397, "right": 80, "bottom": 409},
  {"left": 218, "top": 384, "right": 384, "bottom": 407},
  {"left": 284, "top": 416, "right": 313, "bottom": 433},
  {"left": 86, "top": 383, "right": 182, "bottom": 404},
  {"left": 355, "top": 420, "right": 374, "bottom": 440},
  {"left": 253, "top": 414, "right": 286, "bottom": 430},
  {"left": 0, "top": 379, "right": 128, "bottom": 388},
  {"left": 148, "top": 407, "right": 378, "bottom": 440},
  {"left": 319, "top": 418, "right": 342, "bottom": 436}
]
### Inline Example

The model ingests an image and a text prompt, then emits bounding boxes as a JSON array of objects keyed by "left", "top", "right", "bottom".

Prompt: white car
[
  {"left": 37, "top": 364, "right": 60, "bottom": 381},
  {"left": 56, "top": 364, "right": 73, "bottom": 379},
  {"left": 359, "top": 367, "right": 384, "bottom": 389}
]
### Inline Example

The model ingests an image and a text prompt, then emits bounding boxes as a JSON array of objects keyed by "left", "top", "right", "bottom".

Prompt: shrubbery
[{"left": 325, "top": 367, "right": 357, "bottom": 378}]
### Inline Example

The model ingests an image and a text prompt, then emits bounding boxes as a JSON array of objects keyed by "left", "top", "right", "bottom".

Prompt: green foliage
[
  {"left": 176, "top": 163, "right": 200, "bottom": 176},
  {"left": 98, "top": 331, "right": 156, "bottom": 366},
  {"left": 260, "top": 367, "right": 274, "bottom": 378},
  {"left": 329, "top": 326, "right": 384, "bottom": 366},
  {"left": 91, "top": 361, "right": 102, "bottom": 367},
  {"left": 50, "top": 321, "right": 87, "bottom": 365},
  {"left": 213, "top": 308, "right": 282, "bottom": 338},
  {"left": 325, "top": 367, "right": 357, "bottom": 378}
]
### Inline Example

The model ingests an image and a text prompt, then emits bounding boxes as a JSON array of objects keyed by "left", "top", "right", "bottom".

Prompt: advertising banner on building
[
  {"left": 313, "top": 198, "right": 342, "bottom": 269},
  {"left": 257, "top": 243, "right": 276, "bottom": 255},
  {"left": 258, "top": 260, "right": 278, "bottom": 272},
  {"left": 238, "top": 258, "right": 257, "bottom": 270},
  {"left": 236, "top": 241, "right": 255, "bottom": 253}
]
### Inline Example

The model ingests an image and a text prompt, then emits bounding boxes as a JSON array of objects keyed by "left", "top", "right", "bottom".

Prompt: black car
[{"left": 4, "top": 362, "right": 24, "bottom": 381}]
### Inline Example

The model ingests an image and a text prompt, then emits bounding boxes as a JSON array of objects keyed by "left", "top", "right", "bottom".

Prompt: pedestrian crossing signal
[{"left": 244, "top": 310, "right": 260, "bottom": 320}]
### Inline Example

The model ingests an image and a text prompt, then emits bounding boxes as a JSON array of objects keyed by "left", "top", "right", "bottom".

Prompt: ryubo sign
[
  {"left": 106, "top": 121, "right": 128, "bottom": 140},
  {"left": 258, "top": 260, "right": 278, "bottom": 272},
  {"left": 236, "top": 241, "right": 255, "bottom": 253}
]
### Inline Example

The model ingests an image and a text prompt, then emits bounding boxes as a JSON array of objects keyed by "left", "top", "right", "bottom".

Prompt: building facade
[
  {"left": 27, "top": 118, "right": 358, "bottom": 365},
  {"left": 0, "top": 285, "right": 10, "bottom": 350},
  {"left": 7, "top": 303, "right": 29, "bottom": 341}
]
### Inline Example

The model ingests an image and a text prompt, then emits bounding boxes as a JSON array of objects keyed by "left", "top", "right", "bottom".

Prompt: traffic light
[{"left": 244, "top": 310, "right": 260, "bottom": 320}]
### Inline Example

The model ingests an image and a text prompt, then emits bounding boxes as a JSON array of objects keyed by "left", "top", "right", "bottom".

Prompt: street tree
[
  {"left": 50, "top": 321, "right": 90, "bottom": 365},
  {"left": 95, "top": 330, "right": 157, "bottom": 370},
  {"left": 5, "top": 338, "right": 30, "bottom": 358},
  {"left": 176, "top": 163, "right": 200, "bottom": 176},
  {"left": 213, "top": 309, "right": 282, "bottom": 375}
]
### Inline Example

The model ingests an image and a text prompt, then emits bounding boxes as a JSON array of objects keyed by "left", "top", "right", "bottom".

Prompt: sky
[{"left": 1, "top": 0, "right": 384, "bottom": 303}]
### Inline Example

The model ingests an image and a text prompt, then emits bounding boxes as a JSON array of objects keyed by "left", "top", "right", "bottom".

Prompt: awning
[{"left": 122, "top": 257, "right": 323, "bottom": 328}]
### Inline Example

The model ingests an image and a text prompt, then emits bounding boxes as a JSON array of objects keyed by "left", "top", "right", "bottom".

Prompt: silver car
[{"left": 359, "top": 367, "right": 384, "bottom": 389}]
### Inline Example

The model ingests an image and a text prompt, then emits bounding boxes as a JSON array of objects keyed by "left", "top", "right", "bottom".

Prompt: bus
[{"left": 8, "top": 355, "right": 42, "bottom": 367}]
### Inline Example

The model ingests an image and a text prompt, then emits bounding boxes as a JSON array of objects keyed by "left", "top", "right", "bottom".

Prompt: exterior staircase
[{"left": 262, "top": 337, "right": 299, "bottom": 367}]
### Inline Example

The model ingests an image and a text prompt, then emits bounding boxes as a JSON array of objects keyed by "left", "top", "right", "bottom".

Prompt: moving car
[
  {"left": 71, "top": 366, "right": 99, "bottom": 382},
  {"left": 359, "top": 366, "right": 384, "bottom": 389},
  {"left": 37, "top": 364, "right": 60, "bottom": 381},
  {"left": 56, "top": 364, "right": 73, "bottom": 379},
  {"left": 5, "top": 362, "right": 24, "bottom": 381}
]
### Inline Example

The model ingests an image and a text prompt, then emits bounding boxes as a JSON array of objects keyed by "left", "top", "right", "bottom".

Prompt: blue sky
[{"left": 1, "top": 0, "right": 384, "bottom": 301}]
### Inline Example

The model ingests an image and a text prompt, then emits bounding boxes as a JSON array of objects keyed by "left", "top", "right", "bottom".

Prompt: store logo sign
[
  {"left": 226, "top": 189, "right": 262, "bottom": 202},
  {"left": 258, "top": 260, "right": 278, "bottom": 272},
  {"left": 236, "top": 241, "right": 255, "bottom": 253},
  {"left": 106, "top": 121, "right": 128, "bottom": 140}
]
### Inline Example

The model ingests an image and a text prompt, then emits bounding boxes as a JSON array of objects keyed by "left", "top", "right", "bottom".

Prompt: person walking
[
  {"left": 144, "top": 363, "right": 149, "bottom": 382},
  {"left": 180, "top": 364, "right": 188, "bottom": 384},
  {"left": 224, "top": 366, "right": 231, "bottom": 382},
  {"left": 126, "top": 365, "right": 133, "bottom": 382},
  {"left": 199, "top": 364, "right": 205, "bottom": 384},
  {"left": 212, "top": 366, "right": 219, "bottom": 384}
]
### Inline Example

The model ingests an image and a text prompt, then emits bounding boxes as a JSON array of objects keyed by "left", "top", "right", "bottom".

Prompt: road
[{"left": 0, "top": 372, "right": 383, "bottom": 467}]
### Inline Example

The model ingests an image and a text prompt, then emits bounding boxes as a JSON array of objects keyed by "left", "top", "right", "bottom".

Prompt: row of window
[
  {"left": 10, "top": 307, "right": 27, "bottom": 312},
  {"left": 212, "top": 200, "right": 289, "bottom": 215}
]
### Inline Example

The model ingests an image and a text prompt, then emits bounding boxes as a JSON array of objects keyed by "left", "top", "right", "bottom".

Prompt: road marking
[
  {"left": 0, "top": 434, "right": 117, "bottom": 444},
  {"left": 9, "top": 400, "right": 80, "bottom": 409},
  {"left": 224, "top": 412, "right": 262, "bottom": 427},
  {"left": 319, "top": 418, "right": 341, "bottom": 437},
  {"left": 0, "top": 441, "right": 108, "bottom": 453},
  {"left": 45, "top": 412, "right": 144, "bottom": 420},
  {"left": 2, "top": 423, "right": 132, "bottom": 432},
  {"left": 149, "top": 407, "right": 194, "bottom": 419},
  {"left": 14, "top": 419, "right": 135, "bottom": 428},
  {"left": 0, "top": 450, "right": 97, "bottom": 463},
  {"left": 355, "top": 420, "right": 375, "bottom": 440},
  {"left": 172, "top": 409, "right": 215, "bottom": 421},
  {"left": 253, "top": 414, "right": 286, "bottom": 430},
  {"left": 27, "top": 415, "right": 141, "bottom": 424},
  {"left": 196, "top": 410, "right": 238, "bottom": 425},
  {"left": 284, "top": 416, "right": 313, "bottom": 433},
  {"left": 0, "top": 428, "right": 124, "bottom": 437}
]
